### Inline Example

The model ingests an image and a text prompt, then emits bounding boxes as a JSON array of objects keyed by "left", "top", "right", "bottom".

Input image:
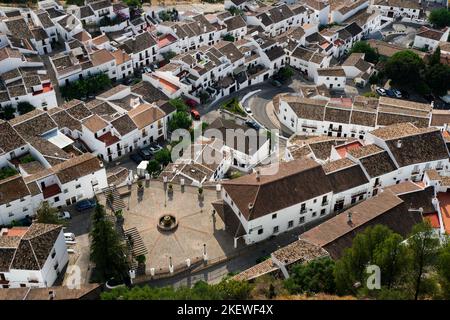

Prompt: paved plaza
[{"left": 115, "top": 181, "right": 238, "bottom": 272}]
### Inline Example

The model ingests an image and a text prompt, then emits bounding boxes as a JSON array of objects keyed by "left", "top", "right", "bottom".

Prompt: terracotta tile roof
[
  {"left": 111, "top": 114, "right": 137, "bottom": 136},
  {"left": 323, "top": 158, "right": 369, "bottom": 193},
  {"left": 359, "top": 151, "right": 397, "bottom": 178},
  {"left": 301, "top": 190, "right": 422, "bottom": 259},
  {"left": 12, "top": 111, "right": 58, "bottom": 137},
  {"left": 128, "top": 103, "right": 164, "bottom": 130},
  {"left": 0, "top": 175, "right": 30, "bottom": 206},
  {"left": 90, "top": 49, "right": 114, "bottom": 66},
  {"left": 10, "top": 223, "right": 63, "bottom": 270},
  {"left": 222, "top": 158, "right": 332, "bottom": 220},
  {"left": 82, "top": 114, "right": 108, "bottom": 132},
  {"left": 0, "top": 120, "right": 26, "bottom": 155}
]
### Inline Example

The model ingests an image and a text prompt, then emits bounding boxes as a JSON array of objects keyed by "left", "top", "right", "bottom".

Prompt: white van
[{"left": 64, "top": 232, "right": 75, "bottom": 241}]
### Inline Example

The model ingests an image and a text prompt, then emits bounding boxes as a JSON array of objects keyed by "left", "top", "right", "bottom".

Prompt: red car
[{"left": 190, "top": 109, "right": 200, "bottom": 120}]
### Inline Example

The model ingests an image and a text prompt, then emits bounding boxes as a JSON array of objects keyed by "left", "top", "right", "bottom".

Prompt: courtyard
[{"left": 101, "top": 181, "right": 238, "bottom": 274}]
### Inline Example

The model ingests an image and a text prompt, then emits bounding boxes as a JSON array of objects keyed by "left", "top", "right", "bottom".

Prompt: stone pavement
[{"left": 117, "top": 181, "right": 238, "bottom": 273}]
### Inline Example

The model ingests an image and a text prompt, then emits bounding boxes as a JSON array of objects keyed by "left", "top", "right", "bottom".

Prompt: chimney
[
  {"left": 256, "top": 168, "right": 261, "bottom": 181},
  {"left": 347, "top": 211, "right": 352, "bottom": 225},
  {"left": 48, "top": 290, "right": 55, "bottom": 300},
  {"left": 396, "top": 139, "right": 402, "bottom": 148},
  {"left": 248, "top": 202, "right": 254, "bottom": 211},
  {"left": 0, "top": 228, "right": 8, "bottom": 236}
]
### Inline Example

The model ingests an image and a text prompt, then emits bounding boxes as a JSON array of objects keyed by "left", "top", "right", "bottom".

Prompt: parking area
[{"left": 61, "top": 205, "right": 94, "bottom": 286}]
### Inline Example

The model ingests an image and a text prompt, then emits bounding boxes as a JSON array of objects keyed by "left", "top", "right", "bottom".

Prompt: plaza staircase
[{"left": 102, "top": 185, "right": 126, "bottom": 213}]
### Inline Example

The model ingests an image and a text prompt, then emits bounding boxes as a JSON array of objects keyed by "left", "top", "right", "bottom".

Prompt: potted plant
[
  {"left": 198, "top": 187, "right": 204, "bottom": 200},
  {"left": 115, "top": 210, "right": 124, "bottom": 223},
  {"left": 137, "top": 180, "right": 144, "bottom": 194},
  {"left": 107, "top": 192, "right": 114, "bottom": 207}
]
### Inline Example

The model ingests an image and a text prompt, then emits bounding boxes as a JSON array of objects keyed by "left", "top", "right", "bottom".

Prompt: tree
[
  {"left": 373, "top": 233, "right": 409, "bottom": 289},
  {"left": 147, "top": 159, "right": 160, "bottom": 176},
  {"left": 277, "top": 66, "right": 294, "bottom": 82},
  {"left": 90, "top": 203, "right": 129, "bottom": 283},
  {"left": 425, "top": 63, "right": 450, "bottom": 96},
  {"left": 36, "top": 202, "right": 62, "bottom": 224},
  {"left": 284, "top": 257, "right": 336, "bottom": 294},
  {"left": 349, "top": 41, "right": 379, "bottom": 64},
  {"left": 406, "top": 222, "right": 440, "bottom": 300},
  {"left": 428, "top": 47, "right": 441, "bottom": 66},
  {"left": 169, "top": 98, "right": 189, "bottom": 112},
  {"left": 168, "top": 111, "right": 193, "bottom": 131},
  {"left": 124, "top": 0, "right": 142, "bottom": 7},
  {"left": 0, "top": 104, "right": 15, "bottom": 120},
  {"left": 101, "top": 279, "right": 252, "bottom": 300},
  {"left": 428, "top": 8, "right": 450, "bottom": 28},
  {"left": 154, "top": 148, "right": 171, "bottom": 166},
  {"left": 223, "top": 34, "right": 235, "bottom": 42},
  {"left": 162, "top": 51, "right": 176, "bottom": 62},
  {"left": 17, "top": 102, "right": 35, "bottom": 115},
  {"left": 437, "top": 239, "right": 450, "bottom": 299},
  {"left": 334, "top": 225, "right": 394, "bottom": 295},
  {"left": 384, "top": 50, "right": 425, "bottom": 88}
]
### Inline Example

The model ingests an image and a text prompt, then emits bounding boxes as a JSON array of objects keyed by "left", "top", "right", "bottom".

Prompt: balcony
[
  {"left": 42, "top": 184, "right": 61, "bottom": 199},
  {"left": 321, "top": 201, "right": 329, "bottom": 206}
]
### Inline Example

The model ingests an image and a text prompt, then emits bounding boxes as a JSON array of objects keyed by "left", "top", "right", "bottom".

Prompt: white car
[
  {"left": 376, "top": 87, "right": 387, "bottom": 96},
  {"left": 244, "top": 106, "right": 252, "bottom": 114},
  {"left": 59, "top": 211, "right": 71, "bottom": 220},
  {"left": 67, "top": 248, "right": 76, "bottom": 254},
  {"left": 64, "top": 232, "right": 75, "bottom": 241}
]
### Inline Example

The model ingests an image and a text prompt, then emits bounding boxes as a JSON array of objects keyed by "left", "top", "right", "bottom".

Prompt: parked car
[
  {"left": 64, "top": 233, "right": 75, "bottom": 241},
  {"left": 58, "top": 211, "right": 71, "bottom": 220},
  {"left": 376, "top": 87, "right": 387, "bottom": 96},
  {"left": 122, "top": 78, "right": 133, "bottom": 85},
  {"left": 385, "top": 89, "right": 396, "bottom": 98},
  {"left": 244, "top": 105, "right": 252, "bottom": 114},
  {"left": 190, "top": 109, "right": 200, "bottom": 120},
  {"left": 75, "top": 199, "right": 96, "bottom": 211},
  {"left": 185, "top": 99, "right": 197, "bottom": 108},
  {"left": 391, "top": 89, "right": 402, "bottom": 98},
  {"left": 400, "top": 90, "right": 409, "bottom": 98},
  {"left": 149, "top": 143, "right": 163, "bottom": 153},
  {"left": 245, "top": 120, "right": 261, "bottom": 130},
  {"left": 143, "top": 66, "right": 152, "bottom": 74},
  {"left": 130, "top": 153, "right": 144, "bottom": 164},
  {"left": 138, "top": 147, "right": 153, "bottom": 160},
  {"left": 271, "top": 79, "right": 282, "bottom": 87}
]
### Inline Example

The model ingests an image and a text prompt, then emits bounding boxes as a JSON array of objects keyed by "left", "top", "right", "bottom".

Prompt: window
[
  {"left": 272, "top": 213, "right": 277, "bottom": 219},
  {"left": 54, "top": 196, "right": 59, "bottom": 202},
  {"left": 288, "top": 220, "right": 294, "bottom": 228},
  {"left": 257, "top": 229, "right": 263, "bottom": 235},
  {"left": 300, "top": 203, "right": 306, "bottom": 213},
  {"left": 51, "top": 250, "right": 56, "bottom": 259},
  {"left": 64, "top": 189, "right": 68, "bottom": 193},
  {"left": 75, "top": 184, "right": 81, "bottom": 189},
  {"left": 322, "top": 195, "right": 328, "bottom": 205},
  {"left": 299, "top": 216, "right": 305, "bottom": 224},
  {"left": 8, "top": 212, "right": 13, "bottom": 217},
  {"left": 273, "top": 226, "right": 279, "bottom": 234},
  {"left": 23, "top": 207, "right": 28, "bottom": 212},
  {"left": 321, "top": 209, "right": 326, "bottom": 215},
  {"left": 312, "top": 212, "right": 317, "bottom": 217},
  {"left": 20, "top": 198, "right": 25, "bottom": 202}
]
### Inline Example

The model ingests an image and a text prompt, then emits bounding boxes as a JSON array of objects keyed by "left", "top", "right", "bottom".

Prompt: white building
[
  {"left": 217, "top": 158, "right": 334, "bottom": 246},
  {"left": 0, "top": 223, "right": 69, "bottom": 289},
  {"left": 315, "top": 67, "right": 346, "bottom": 89},
  {"left": 331, "top": 0, "right": 369, "bottom": 24},
  {"left": 413, "top": 27, "right": 449, "bottom": 52},
  {"left": 373, "top": 0, "right": 422, "bottom": 20}
]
